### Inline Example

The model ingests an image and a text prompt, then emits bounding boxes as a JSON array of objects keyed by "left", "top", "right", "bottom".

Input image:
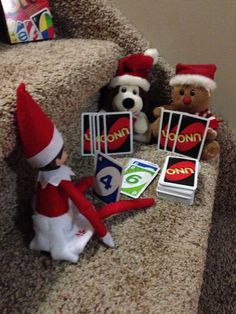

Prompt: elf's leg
[
  {"left": 49, "top": 213, "right": 79, "bottom": 263},
  {"left": 98, "top": 198, "right": 155, "bottom": 220},
  {"left": 60, "top": 180, "right": 114, "bottom": 247},
  {"left": 30, "top": 213, "right": 50, "bottom": 252},
  {"left": 78, "top": 204, "right": 115, "bottom": 247}
]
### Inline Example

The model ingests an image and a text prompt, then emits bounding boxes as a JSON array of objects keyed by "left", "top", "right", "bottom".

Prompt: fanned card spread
[
  {"left": 81, "top": 112, "right": 133, "bottom": 156},
  {"left": 157, "top": 109, "right": 211, "bottom": 160}
]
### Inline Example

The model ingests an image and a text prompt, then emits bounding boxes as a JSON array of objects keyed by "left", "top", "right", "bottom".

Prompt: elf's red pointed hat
[
  {"left": 109, "top": 48, "right": 159, "bottom": 91},
  {"left": 170, "top": 64, "right": 217, "bottom": 91},
  {"left": 16, "top": 83, "right": 63, "bottom": 168}
]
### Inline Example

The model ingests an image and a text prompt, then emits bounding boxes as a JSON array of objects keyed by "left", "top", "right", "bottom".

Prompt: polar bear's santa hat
[{"left": 109, "top": 48, "right": 159, "bottom": 92}]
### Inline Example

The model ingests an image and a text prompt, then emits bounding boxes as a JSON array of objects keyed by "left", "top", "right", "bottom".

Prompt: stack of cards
[
  {"left": 121, "top": 158, "right": 160, "bottom": 199},
  {"left": 158, "top": 109, "right": 212, "bottom": 160},
  {"left": 81, "top": 112, "right": 133, "bottom": 156},
  {"left": 156, "top": 156, "right": 200, "bottom": 205}
]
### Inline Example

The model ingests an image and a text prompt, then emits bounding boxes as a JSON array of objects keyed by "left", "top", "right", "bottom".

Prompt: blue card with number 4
[{"left": 93, "top": 152, "right": 124, "bottom": 204}]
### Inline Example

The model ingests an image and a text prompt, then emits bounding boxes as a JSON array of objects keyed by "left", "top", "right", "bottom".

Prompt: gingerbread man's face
[{"left": 172, "top": 85, "right": 210, "bottom": 114}]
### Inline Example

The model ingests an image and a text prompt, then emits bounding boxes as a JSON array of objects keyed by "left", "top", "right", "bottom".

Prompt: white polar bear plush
[{"left": 98, "top": 48, "right": 159, "bottom": 143}]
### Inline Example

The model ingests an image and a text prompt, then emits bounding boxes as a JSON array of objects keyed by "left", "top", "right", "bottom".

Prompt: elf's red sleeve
[
  {"left": 59, "top": 180, "right": 107, "bottom": 237},
  {"left": 75, "top": 176, "right": 94, "bottom": 194}
]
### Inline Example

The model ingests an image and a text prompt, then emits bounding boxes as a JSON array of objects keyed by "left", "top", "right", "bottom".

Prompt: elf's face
[
  {"left": 172, "top": 85, "right": 210, "bottom": 114},
  {"left": 56, "top": 150, "right": 68, "bottom": 166}
]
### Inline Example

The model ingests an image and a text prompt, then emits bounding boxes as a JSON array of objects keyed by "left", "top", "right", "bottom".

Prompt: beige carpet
[
  {"left": 198, "top": 126, "right": 236, "bottom": 314},
  {"left": 1, "top": 145, "right": 218, "bottom": 314},
  {"left": 0, "top": 0, "right": 235, "bottom": 313}
]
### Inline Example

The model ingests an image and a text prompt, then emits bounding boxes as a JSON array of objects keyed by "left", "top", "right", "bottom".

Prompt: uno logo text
[
  {"left": 166, "top": 167, "right": 194, "bottom": 175},
  {"left": 162, "top": 130, "right": 202, "bottom": 143},
  {"left": 85, "top": 127, "right": 130, "bottom": 143}
]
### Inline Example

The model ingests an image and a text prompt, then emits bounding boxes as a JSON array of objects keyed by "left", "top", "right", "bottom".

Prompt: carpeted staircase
[
  {"left": 0, "top": 0, "right": 235, "bottom": 313},
  {"left": 0, "top": 38, "right": 122, "bottom": 239}
]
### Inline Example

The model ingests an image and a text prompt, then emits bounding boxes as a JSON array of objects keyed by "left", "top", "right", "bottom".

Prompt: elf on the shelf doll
[{"left": 16, "top": 83, "right": 154, "bottom": 262}]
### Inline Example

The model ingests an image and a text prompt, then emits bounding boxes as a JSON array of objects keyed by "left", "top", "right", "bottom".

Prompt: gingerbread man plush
[{"left": 150, "top": 64, "right": 222, "bottom": 160}]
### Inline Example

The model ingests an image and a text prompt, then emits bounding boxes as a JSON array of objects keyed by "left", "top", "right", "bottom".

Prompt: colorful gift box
[{"left": 0, "top": 0, "right": 55, "bottom": 43}]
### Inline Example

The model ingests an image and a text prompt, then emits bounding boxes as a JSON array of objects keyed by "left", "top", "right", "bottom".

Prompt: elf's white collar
[{"left": 37, "top": 165, "right": 75, "bottom": 189}]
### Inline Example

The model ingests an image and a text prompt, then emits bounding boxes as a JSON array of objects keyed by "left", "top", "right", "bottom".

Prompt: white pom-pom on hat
[{"left": 144, "top": 48, "right": 159, "bottom": 65}]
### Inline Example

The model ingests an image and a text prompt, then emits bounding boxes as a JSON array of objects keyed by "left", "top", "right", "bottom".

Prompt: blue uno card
[{"left": 93, "top": 152, "right": 123, "bottom": 204}]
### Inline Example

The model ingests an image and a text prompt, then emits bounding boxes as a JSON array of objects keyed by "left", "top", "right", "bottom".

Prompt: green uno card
[{"left": 121, "top": 159, "right": 160, "bottom": 199}]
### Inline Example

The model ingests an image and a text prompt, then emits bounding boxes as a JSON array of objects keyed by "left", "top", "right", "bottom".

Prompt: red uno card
[
  {"left": 104, "top": 112, "right": 133, "bottom": 155},
  {"left": 92, "top": 114, "right": 100, "bottom": 153},
  {"left": 160, "top": 156, "right": 199, "bottom": 190},
  {"left": 173, "top": 113, "right": 209, "bottom": 159},
  {"left": 81, "top": 113, "right": 94, "bottom": 156},
  {"left": 96, "top": 113, "right": 107, "bottom": 154},
  {"left": 166, "top": 112, "right": 181, "bottom": 152},
  {"left": 157, "top": 109, "right": 171, "bottom": 150}
]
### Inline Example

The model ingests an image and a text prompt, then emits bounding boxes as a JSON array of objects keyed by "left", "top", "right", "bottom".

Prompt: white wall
[{"left": 113, "top": 0, "right": 236, "bottom": 132}]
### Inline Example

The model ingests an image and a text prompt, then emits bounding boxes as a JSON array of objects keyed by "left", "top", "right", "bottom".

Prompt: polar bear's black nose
[{"left": 123, "top": 98, "right": 134, "bottom": 109}]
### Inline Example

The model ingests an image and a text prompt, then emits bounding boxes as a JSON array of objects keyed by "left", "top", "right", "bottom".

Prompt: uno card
[
  {"left": 157, "top": 109, "right": 171, "bottom": 150},
  {"left": 159, "top": 156, "right": 199, "bottom": 190},
  {"left": 81, "top": 112, "right": 133, "bottom": 156},
  {"left": 157, "top": 183, "right": 194, "bottom": 198},
  {"left": 16, "top": 21, "right": 28, "bottom": 42},
  {"left": 30, "top": 8, "right": 55, "bottom": 40},
  {"left": 92, "top": 113, "right": 100, "bottom": 153},
  {"left": 104, "top": 112, "right": 133, "bottom": 155},
  {"left": 121, "top": 159, "right": 160, "bottom": 199},
  {"left": 173, "top": 113, "right": 209, "bottom": 159},
  {"left": 166, "top": 112, "right": 181, "bottom": 152},
  {"left": 81, "top": 113, "right": 94, "bottom": 156},
  {"left": 93, "top": 152, "right": 123, "bottom": 204},
  {"left": 96, "top": 113, "right": 107, "bottom": 154},
  {"left": 157, "top": 191, "right": 195, "bottom": 205},
  {"left": 24, "top": 20, "right": 41, "bottom": 41}
]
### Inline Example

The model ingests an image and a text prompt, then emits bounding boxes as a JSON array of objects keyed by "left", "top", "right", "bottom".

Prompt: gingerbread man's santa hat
[
  {"left": 170, "top": 64, "right": 217, "bottom": 92},
  {"left": 109, "top": 48, "right": 159, "bottom": 92},
  {"left": 16, "top": 83, "right": 63, "bottom": 168}
]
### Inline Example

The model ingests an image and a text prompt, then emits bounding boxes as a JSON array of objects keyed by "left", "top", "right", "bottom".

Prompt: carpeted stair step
[
  {"left": 0, "top": 146, "right": 219, "bottom": 314},
  {"left": 0, "top": 38, "right": 122, "bottom": 240}
]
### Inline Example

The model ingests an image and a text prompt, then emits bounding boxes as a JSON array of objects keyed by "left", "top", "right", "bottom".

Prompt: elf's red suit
[
  {"left": 16, "top": 83, "right": 155, "bottom": 262},
  {"left": 31, "top": 166, "right": 154, "bottom": 262}
]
